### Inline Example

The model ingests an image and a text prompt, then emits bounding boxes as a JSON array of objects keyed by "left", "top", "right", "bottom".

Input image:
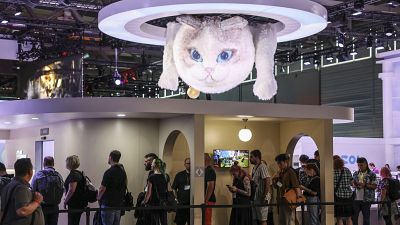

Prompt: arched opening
[
  {"left": 286, "top": 133, "right": 318, "bottom": 168},
  {"left": 162, "top": 130, "right": 191, "bottom": 225}
]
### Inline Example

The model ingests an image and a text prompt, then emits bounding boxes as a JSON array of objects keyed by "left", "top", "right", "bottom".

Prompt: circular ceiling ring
[{"left": 98, "top": 0, "right": 328, "bottom": 45}]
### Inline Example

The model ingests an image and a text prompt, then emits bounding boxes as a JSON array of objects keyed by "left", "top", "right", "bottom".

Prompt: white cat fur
[{"left": 158, "top": 15, "right": 277, "bottom": 99}]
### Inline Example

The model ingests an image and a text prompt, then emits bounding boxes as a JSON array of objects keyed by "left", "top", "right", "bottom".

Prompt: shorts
[
  {"left": 252, "top": 199, "right": 269, "bottom": 221},
  {"left": 334, "top": 197, "right": 353, "bottom": 218}
]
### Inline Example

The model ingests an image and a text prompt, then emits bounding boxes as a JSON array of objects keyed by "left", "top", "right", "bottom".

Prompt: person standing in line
[
  {"left": 333, "top": 157, "right": 353, "bottom": 225},
  {"left": 31, "top": 156, "right": 64, "bottom": 225},
  {"left": 144, "top": 153, "right": 159, "bottom": 178},
  {"left": 295, "top": 155, "right": 309, "bottom": 186},
  {"left": 313, "top": 150, "right": 321, "bottom": 170},
  {"left": 0, "top": 158, "right": 45, "bottom": 225},
  {"left": 272, "top": 154, "right": 301, "bottom": 225},
  {"left": 368, "top": 163, "right": 379, "bottom": 174},
  {"left": 97, "top": 150, "right": 127, "bottom": 225},
  {"left": 352, "top": 157, "right": 377, "bottom": 225},
  {"left": 0, "top": 162, "right": 12, "bottom": 200},
  {"left": 385, "top": 164, "right": 391, "bottom": 172},
  {"left": 377, "top": 167, "right": 399, "bottom": 225},
  {"left": 250, "top": 150, "right": 271, "bottom": 225},
  {"left": 143, "top": 158, "right": 168, "bottom": 225},
  {"left": 172, "top": 158, "right": 191, "bottom": 225},
  {"left": 64, "top": 155, "right": 87, "bottom": 225},
  {"left": 228, "top": 161, "right": 252, "bottom": 225},
  {"left": 204, "top": 153, "right": 216, "bottom": 225},
  {"left": 300, "top": 163, "right": 321, "bottom": 225}
]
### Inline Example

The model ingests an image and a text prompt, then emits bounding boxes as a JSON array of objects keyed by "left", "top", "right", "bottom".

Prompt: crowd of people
[{"left": 0, "top": 149, "right": 399, "bottom": 225}]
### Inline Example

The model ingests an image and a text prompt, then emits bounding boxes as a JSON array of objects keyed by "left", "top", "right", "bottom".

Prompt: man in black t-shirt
[
  {"left": 172, "top": 158, "right": 191, "bottom": 225},
  {"left": 97, "top": 150, "right": 127, "bottom": 225},
  {"left": 204, "top": 153, "right": 216, "bottom": 225}
]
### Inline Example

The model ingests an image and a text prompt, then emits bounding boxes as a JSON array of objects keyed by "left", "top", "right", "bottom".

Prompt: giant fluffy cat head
[
  {"left": 173, "top": 16, "right": 255, "bottom": 93},
  {"left": 158, "top": 16, "right": 278, "bottom": 100}
]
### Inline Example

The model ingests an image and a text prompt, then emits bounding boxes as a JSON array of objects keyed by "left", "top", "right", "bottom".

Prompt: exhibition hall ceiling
[{"left": 0, "top": 0, "right": 399, "bottom": 99}]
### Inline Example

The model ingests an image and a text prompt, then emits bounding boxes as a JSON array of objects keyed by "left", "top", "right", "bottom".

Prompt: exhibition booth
[{"left": 0, "top": 97, "right": 353, "bottom": 225}]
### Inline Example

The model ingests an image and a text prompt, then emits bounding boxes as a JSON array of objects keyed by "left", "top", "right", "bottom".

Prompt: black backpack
[
  {"left": 80, "top": 171, "right": 98, "bottom": 203},
  {"left": 388, "top": 178, "right": 400, "bottom": 201},
  {"left": 36, "top": 170, "right": 64, "bottom": 205},
  {"left": 0, "top": 176, "right": 11, "bottom": 195}
]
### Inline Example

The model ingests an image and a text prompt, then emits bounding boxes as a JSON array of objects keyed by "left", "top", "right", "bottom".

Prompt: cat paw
[
  {"left": 253, "top": 79, "right": 277, "bottom": 100},
  {"left": 158, "top": 74, "right": 179, "bottom": 91}
]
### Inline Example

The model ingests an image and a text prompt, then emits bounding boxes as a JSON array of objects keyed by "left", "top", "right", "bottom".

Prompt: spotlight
[
  {"left": 385, "top": 26, "right": 394, "bottom": 37},
  {"left": 351, "top": 10, "right": 363, "bottom": 16},
  {"left": 326, "top": 54, "right": 334, "bottom": 61},
  {"left": 1, "top": 19, "right": 9, "bottom": 24},
  {"left": 350, "top": 48, "right": 358, "bottom": 56},
  {"left": 238, "top": 119, "right": 252, "bottom": 142},
  {"left": 15, "top": 6, "right": 22, "bottom": 16},
  {"left": 303, "top": 59, "right": 311, "bottom": 66},
  {"left": 113, "top": 70, "right": 122, "bottom": 86},
  {"left": 337, "top": 34, "right": 345, "bottom": 48}
]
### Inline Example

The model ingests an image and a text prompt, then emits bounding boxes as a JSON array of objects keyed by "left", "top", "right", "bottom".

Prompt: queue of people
[{"left": 0, "top": 149, "right": 399, "bottom": 225}]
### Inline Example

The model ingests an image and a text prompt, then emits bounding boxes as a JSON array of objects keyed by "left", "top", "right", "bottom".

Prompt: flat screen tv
[{"left": 213, "top": 149, "right": 249, "bottom": 168}]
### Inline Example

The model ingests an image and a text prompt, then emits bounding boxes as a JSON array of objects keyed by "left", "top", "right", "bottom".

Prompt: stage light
[
  {"left": 350, "top": 48, "right": 358, "bottom": 56},
  {"left": 376, "top": 40, "right": 385, "bottom": 50},
  {"left": 1, "top": 19, "right": 9, "bottom": 24},
  {"left": 113, "top": 70, "right": 121, "bottom": 86},
  {"left": 303, "top": 59, "right": 311, "bottom": 65},
  {"left": 326, "top": 54, "right": 334, "bottom": 61},
  {"left": 15, "top": 6, "right": 22, "bottom": 16},
  {"left": 385, "top": 26, "right": 394, "bottom": 37},
  {"left": 238, "top": 119, "right": 252, "bottom": 142}
]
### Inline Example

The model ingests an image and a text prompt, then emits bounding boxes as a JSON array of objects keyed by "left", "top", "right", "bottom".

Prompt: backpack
[
  {"left": 388, "top": 178, "right": 400, "bottom": 201},
  {"left": 36, "top": 170, "right": 64, "bottom": 205},
  {"left": 80, "top": 171, "right": 98, "bottom": 203},
  {"left": 0, "top": 176, "right": 12, "bottom": 194}
]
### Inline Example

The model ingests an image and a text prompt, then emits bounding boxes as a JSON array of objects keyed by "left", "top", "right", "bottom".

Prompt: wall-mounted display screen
[{"left": 213, "top": 149, "right": 249, "bottom": 168}]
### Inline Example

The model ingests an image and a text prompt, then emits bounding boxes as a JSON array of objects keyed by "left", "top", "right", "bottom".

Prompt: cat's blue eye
[
  {"left": 217, "top": 50, "right": 233, "bottom": 63},
  {"left": 190, "top": 49, "right": 203, "bottom": 62}
]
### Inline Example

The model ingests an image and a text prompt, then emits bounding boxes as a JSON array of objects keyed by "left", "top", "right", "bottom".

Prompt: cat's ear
[
  {"left": 253, "top": 23, "right": 278, "bottom": 100},
  {"left": 158, "top": 22, "right": 180, "bottom": 91},
  {"left": 221, "top": 16, "right": 248, "bottom": 30},
  {"left": 176, "top": 16, "right": 202, "bottom": 29}
]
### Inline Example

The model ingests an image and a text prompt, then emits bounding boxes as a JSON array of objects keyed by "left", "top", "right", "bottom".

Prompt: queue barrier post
[
  {"left": 85, "top": 207, "right": 90, "bottom": 225},
  {"left": 300, "top": 202, "right": 305, "bottom": 225},
  {"left": 201, "top": 204, "right": 206, "bottom": 225}
]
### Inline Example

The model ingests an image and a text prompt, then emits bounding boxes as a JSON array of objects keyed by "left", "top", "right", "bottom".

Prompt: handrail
[{"left": 43, "top": 200, "right": 397, "bottom": 225}]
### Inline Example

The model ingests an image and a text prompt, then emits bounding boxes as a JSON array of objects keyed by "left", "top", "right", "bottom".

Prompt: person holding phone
[{"left": 228, "top": 162, "right": 252, "bottom": 225}]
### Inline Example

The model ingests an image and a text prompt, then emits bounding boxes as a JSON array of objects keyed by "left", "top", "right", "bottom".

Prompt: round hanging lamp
[
  {"left": 238, "top": 118, "right": 252, "bottom": 142},
  {"left": 99, "top": 0, "right": 327, "bottom": 45}
]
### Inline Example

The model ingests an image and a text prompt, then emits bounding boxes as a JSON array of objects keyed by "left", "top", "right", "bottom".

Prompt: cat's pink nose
[{"left": 205, "top": 67, "right": 214, "bottom": 75}]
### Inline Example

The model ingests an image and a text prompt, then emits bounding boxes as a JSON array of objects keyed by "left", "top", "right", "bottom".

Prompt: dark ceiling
[{"left": 0, "top": 0, "right": 399, "bottom": 99}]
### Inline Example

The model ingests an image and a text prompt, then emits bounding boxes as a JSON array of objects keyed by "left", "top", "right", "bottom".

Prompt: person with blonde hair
[
  {"left": 64, "top": 155, "right": 87, "bottom": 225},
  {"left": 143, "top": 158, "right": 168, "bottom": 225}
]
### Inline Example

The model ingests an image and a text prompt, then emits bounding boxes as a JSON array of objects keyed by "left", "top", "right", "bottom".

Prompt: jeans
[
  {"left": 42, "top": 205, "right": 59, "bottom": 225},
  {"left": 352, "top": 201, "right": 371, "bottom": 225},
  {"left": 306, "top": 196, "right": 320, "bottom": 225},
  {"left": 101, "top": 204, "right": 121, "bottom": 225}
]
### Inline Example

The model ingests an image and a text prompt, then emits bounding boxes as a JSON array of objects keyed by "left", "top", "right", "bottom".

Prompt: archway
[
  {"left": 162, "top": 130, "right": 191, "bottom": 225},
  {"left": 286, "top": 133, "right": 318, "bottom": 168}
]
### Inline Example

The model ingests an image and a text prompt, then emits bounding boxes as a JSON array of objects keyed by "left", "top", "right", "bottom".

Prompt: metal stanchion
[
  {"left": 201, "top": 204, "right": 206, "bottom": 225},
  {"left": 85, "top": 207, "right": 90, "bottom": 225},
  {"left": 301, "top": 202, "right": 305, "bottom": 225}
]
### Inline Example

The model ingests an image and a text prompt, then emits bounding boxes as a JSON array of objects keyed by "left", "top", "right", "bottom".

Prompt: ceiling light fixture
[
  {"left": 326, "top": 54, "right": 334, "bottom": 61},
  {"left": 350, "top": 47, "right": 358, "bottom": 56},
  {"left": 113, "top": 48, "right": 122, "bottom": 86},
  {"left": 303, "top": 59, "right": 311, "bottom": 66},
  {"left": 117, "top": 114, "right": 126, "bottom": 117},
  {"left": 238, "top": 118, "right": 252, "bottom": 142},
  {"left": 31, "top": 117, "right": 39, "bottom": 120},
  {"left": 14, "top": 6, "right": 22, "bottom": 16},
  {"left": 1, "top": 19, "right": 9, "bottom": 24}
]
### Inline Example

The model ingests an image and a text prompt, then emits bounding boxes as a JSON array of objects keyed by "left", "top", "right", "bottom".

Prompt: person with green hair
[{"left": 143, "top": 158, "right": 168, "bottom": 225}]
